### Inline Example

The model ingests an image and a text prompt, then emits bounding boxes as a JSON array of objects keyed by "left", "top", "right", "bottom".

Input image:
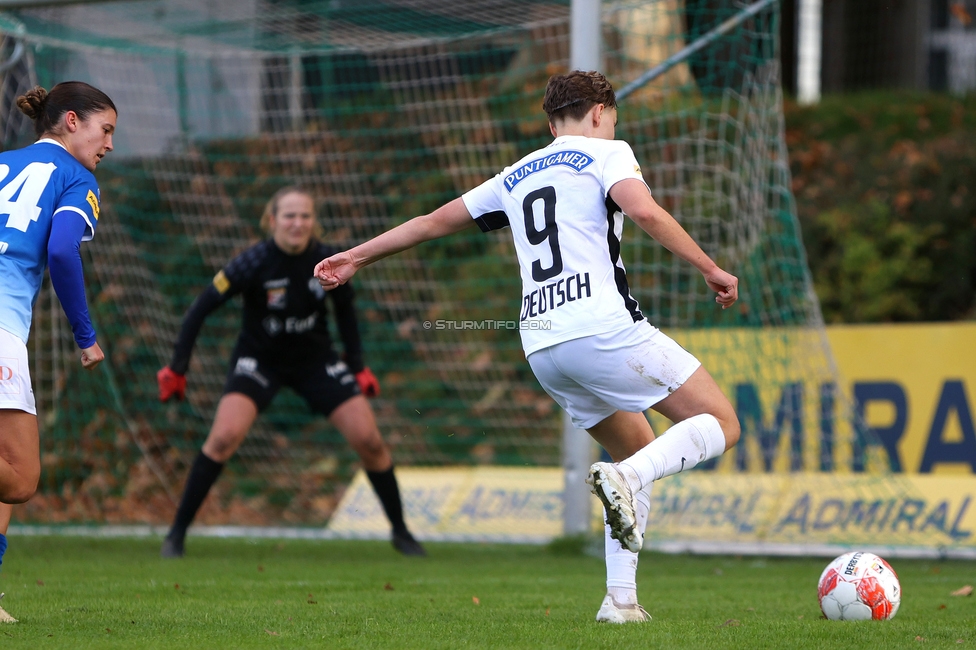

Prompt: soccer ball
[{"left": 818, "top": 551, "right": 901, "bottom": 621}]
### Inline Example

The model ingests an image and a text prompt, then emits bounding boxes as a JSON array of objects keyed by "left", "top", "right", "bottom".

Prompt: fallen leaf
[
  {"left": 265, "top": 629, "right": 279, "bottom": 636},
  {"left": 797, "top": 615, "right": 804, "bottom": 619},
  {"left": 105, "top": 629, "right": 111, "bottom": 633},
  {"left": 939, "top": 604, "right": 947, "bottom": 609},
  {"left": 36, "top": 580, "right": 44, "bottom": 586},
  {"left": 258, "top": 566, "right": 264, "bottom": 572},
  {"left": 951, "top": 585, "right": 973, "bottom": 597},
  {"left": 384, "top": 583, "right": 394, "bottom": 591},
  {"left": 174, "top": 584, "right": 180, "bottom": 590},
  {"left": 718, "top": 619, "right": 740, "bottom": 628},
  {"left": 916, "top": 636, "right": 925, "bottom": 642},
  {"left": 472, "top": 596, "right": 480, "bottom": 605}
]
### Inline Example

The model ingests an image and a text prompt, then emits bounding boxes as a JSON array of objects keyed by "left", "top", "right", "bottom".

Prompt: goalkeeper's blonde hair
[{"left": 260, "top": 185, "right": 324, "bottom": 239}]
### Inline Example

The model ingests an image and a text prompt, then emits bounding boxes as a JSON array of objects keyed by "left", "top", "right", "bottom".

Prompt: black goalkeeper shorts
[{"left": 222, "top": 339, "right": 361, "bottom": 416}]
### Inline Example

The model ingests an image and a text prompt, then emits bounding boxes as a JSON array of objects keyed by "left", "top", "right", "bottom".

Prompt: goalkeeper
[{"left": 157, "top": 186, "right": 425, "bottom": 558}]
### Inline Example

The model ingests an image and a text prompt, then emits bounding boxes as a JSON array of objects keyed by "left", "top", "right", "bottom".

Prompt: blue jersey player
[{"left": 0, "top": 82, "right": 116, "bottom": 622}]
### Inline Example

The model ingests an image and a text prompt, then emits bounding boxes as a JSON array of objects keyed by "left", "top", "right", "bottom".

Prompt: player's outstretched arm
[
  {"left": 609, "top": 179, "right": 738, "bottom": 309},
  {"left": 315, "top": 198, "right": 474, "bottom": 289}
]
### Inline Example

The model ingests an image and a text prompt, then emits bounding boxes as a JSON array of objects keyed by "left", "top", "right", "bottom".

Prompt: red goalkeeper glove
[
  {"left": 355, "top": 367, "right": 380, "bottom": 398},
  {"left": 157, "top": 366, "right": 187, "bottom": 402}
]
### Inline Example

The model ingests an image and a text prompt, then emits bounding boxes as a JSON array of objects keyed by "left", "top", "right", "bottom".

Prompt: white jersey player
[{"left": 315, "top": 70, "right": 741, "bottom": 624}]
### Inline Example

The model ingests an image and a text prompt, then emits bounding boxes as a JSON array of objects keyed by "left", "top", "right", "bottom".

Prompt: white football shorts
[
  {"left": 0, "top": 327, "right": 36, "bottom": 415},
  {"left": 527, "top": 320, "right": 701, "bottom": 430}
]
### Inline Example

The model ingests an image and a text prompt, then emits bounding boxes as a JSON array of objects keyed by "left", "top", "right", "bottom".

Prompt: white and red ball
[{"left": 818, "top": 551, "right": 901, "bottom": 621}]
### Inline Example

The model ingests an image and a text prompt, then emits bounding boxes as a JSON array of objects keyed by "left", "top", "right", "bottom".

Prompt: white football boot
[
  {"left": 595, "top": 593, "right": 651, "bottom": 623},
  {"left": 587, "top": 462, "right": 642, "bottom": 553},
  {"left": 0, "top": 593, "right": 17, "bottom": 623}
]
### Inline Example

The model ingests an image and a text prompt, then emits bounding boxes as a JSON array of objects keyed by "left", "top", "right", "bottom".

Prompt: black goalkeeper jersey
[{"left": 169, "top": 239, "right": 363, "bottom": 375}]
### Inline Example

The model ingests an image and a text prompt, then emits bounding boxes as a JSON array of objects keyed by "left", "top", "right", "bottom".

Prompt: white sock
[
  {"left": 606, "top": 483, "right": 653, "bottom": 604},
  {"left": 618, "top": 414, "right": 727, "bottom": 489}
]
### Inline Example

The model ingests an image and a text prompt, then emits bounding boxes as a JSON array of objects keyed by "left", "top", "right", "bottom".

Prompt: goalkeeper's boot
[
  {"left": 392, "top": 529, "right": 426, "bottom": 557},
  {"left": 160, "top": 533, "right": 185, "bottom": 558},
  {"left": 587, "top": 462, "right": 642, "bottom": 553},
  {"left": 0, "top": 593, "right": 17, "bottom": 623},
  {"left": 595, "top": 593, "right": 651, "bottom": 623}
]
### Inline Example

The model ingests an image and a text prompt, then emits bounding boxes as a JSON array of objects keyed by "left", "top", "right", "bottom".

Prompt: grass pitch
[{"left": 0, "top": 536, "right": 972, "bottom": 649}]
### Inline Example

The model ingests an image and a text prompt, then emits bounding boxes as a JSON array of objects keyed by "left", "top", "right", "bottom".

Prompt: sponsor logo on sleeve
[
  {"left": 86, "top": 190, "right": 100, "bottom": 220},
  {"left": 212, "top": 270, "right": 231, "bottom": 294}
]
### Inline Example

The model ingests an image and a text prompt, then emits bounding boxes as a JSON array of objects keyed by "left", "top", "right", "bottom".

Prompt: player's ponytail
[
  {"left": 16, "top": 81, "right": 116, "bottom": 137},
  {"left": 16, "top": 86, "right": 48, "bottom": 121}
]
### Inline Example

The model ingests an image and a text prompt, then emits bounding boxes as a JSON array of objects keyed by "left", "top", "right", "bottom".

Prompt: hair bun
[{"left": 16, "top": 86, "right": 49, "bottom": 120}]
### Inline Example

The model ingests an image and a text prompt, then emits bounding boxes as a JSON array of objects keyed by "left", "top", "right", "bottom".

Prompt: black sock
[
  {"left": 167, "top": 451, "right": 224, "bottom": 540},
  {"left": 367, "top": 465, "right": 408, "bottom": 535}
]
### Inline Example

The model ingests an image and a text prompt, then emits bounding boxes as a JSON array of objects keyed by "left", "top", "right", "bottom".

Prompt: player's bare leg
[
  {"left": 0, "top": 410, "right": 40, "bottom": 505},
  {"left": 0, "top": 502, "right": 14, "bottom": 623},
  {"left": 651, "top": 367, "right": 740, "bottom": 451},
  {"left": 0, "top": 410, "right": 37, "bottom": 624},
  {"left": 329, "top": 396, "right": 391, "bottom": 471},
  {"left": 588, "top": 368, "right": 737, "bottom": 551},
  {"left": 330, "top": 396, "right": 425, "bottom": 556},
  {"left": 200, "top": 393, "right": 259, "bottom": 463},
  {"left": 604, "top": 367, "right": 738, "bottom": 496},
  {"left": 161, "top": 394, "right": 258, "bottom": 558}
]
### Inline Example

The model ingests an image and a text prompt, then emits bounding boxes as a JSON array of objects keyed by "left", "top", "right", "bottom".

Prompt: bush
[{"left": 785, "top": 92, "right": 976, "bottom": 323}]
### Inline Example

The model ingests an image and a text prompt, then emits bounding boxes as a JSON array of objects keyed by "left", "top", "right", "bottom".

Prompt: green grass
[{"left": 0, "top": 537, "right": 973, "bottom": 649}]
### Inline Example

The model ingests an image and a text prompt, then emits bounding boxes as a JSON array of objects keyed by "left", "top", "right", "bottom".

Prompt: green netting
[{"left": 0, "top": 1, "right": 910, "bottom": 537}]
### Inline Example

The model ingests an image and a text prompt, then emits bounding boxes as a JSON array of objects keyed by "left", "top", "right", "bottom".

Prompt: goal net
[{"left": 0, "top": 0, "right": 934, "bottom": 553}]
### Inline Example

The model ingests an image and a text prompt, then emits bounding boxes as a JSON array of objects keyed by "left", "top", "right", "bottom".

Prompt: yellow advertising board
[
  {"left": 826, "top": 322, "right": 976, "bottom": 475},
  {"left": 328, "top": 467, "right": 564, "bottom": 544},
  {"left": 653, "top": 322, "right": 976, "bottom": 475},
  {"left": 646, "top": 472, "right": 974, "bottom": 554},
  {"left": 328, "top": 467, "right": 976, "bottom": 555}
]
